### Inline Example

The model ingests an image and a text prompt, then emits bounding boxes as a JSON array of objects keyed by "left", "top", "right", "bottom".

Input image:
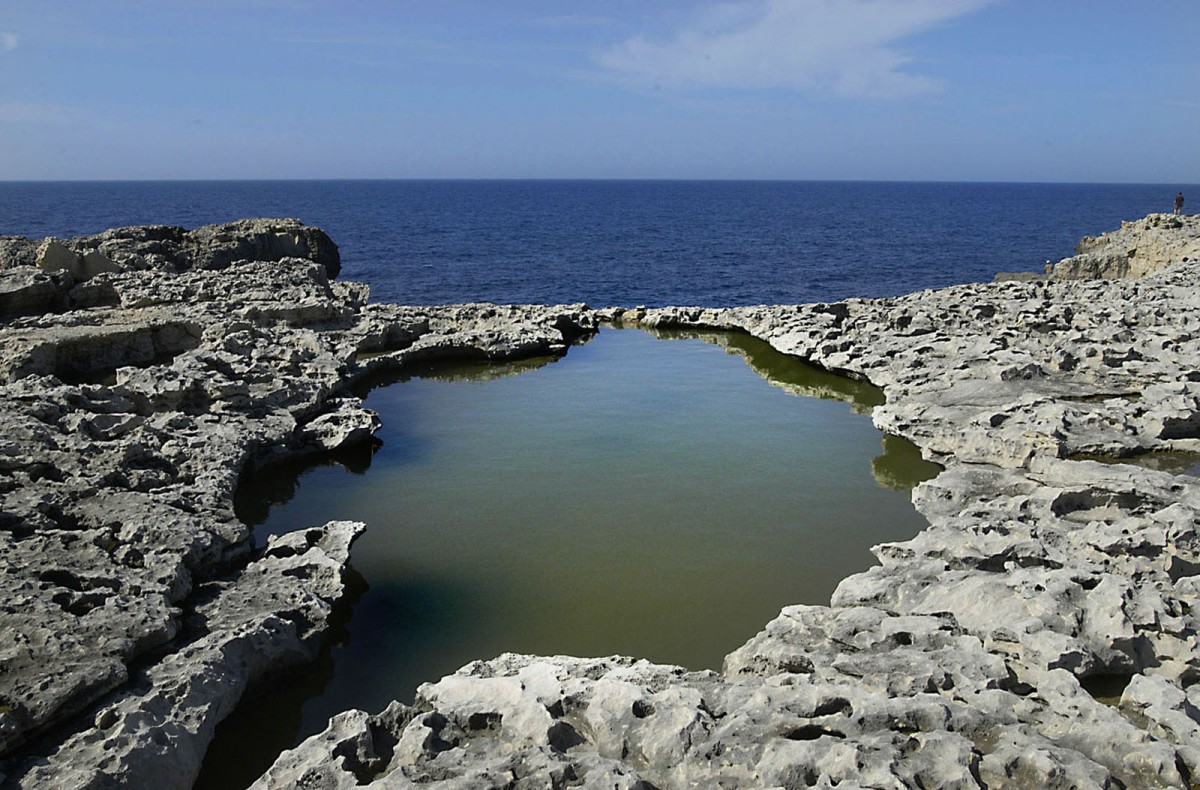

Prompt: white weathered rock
[
  {"left": 257, "top": 216, "right": 1200, "bottom": 788},
  {"left": 34, "top": 238, "right": 119, "bottom": 282},
  {"left": 1050, "top": 213, "right": 1200, "bottom": 280},
  {"left": 10, "top": 521, "right": 365, "bottom": 790},
  {"left": 12, "top": 213, "right": 1200, "bottom": 788},
  {"left": 0, "top": 221, "right": 598, "bottom": 787}
]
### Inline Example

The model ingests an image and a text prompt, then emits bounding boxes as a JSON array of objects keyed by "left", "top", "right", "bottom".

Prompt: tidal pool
[{"left": 198, "top": 327, "right": 940, "bottom": 788}]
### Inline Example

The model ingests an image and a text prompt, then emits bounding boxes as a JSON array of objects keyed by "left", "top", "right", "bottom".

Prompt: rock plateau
[{"left": 6, "top": 213, "right": 1200, "bottom": 789}]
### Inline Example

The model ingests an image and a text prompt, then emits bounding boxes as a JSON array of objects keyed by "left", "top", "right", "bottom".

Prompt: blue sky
[{"left": 2, "top": 0, "right": 1197, "bottom": 182}]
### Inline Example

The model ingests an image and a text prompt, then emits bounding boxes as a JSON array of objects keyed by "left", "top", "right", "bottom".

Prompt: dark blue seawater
[{"left": 0, "top": 180, "right": 1194, "bottom": 306}]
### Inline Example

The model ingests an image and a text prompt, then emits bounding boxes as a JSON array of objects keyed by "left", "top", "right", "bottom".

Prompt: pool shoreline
[{"left": 5, "top": 214, "right": 1200, "bottom": 788}]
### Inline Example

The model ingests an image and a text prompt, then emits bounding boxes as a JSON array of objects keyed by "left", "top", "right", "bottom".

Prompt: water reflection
[
  {"left": 202, "top": 327, "right": 940, "bottom": 789},
  {"left": 873, "top": 434, "right": 943, "bottom": 492},
  {"left": 1068, "top": 450, "right": 1200, "bottom": 477},
  {"left": 234, "top": 442, "right": 378, "bottom": 527},
  {"left": 649, "top": 327, "right": 884, "bottom": 414},
  {"left": 355, "top": 352, "right": 560, "bottom": 390},
  {"left": 645, "top": 328, "right": 940, "bottom": 492}
]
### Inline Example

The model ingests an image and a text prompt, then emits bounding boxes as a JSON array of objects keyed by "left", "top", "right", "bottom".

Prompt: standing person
[{"left": 1175, "top": 192, "right": 1185, "bottom": 215}]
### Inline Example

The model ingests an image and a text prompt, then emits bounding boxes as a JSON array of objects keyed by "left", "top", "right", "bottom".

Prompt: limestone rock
[
  {"left": 0, "top": 220, "right": 597, "bottom": 785},
  {"left": 261, "top": 214, "right": 1200, "bottom": 788},
  {"left": 8, "top": 521, "right": 365, "bottom": 790},
  {"left": 1050, "top": 213, "right": 1200, "bottom": 280},
  {"left": 0, "top": 267, "right": 73, "bottom": 317},
  {"left": 295, "top": 397, "right": 382, "bottom": 453},
  {"left": 0, "top": 237, "right": 39, "bottom": 270},
  {"left": 12, "top": 212, "right": 1200, "bottom": 788},
  {"left": 184, "top": 218, "right": 342, "bottom": 278},
  {"left": 35, "top": 238, "right": 119, "bottom": 281},
  {"left": 3, "top": 217, "right": 342, "bottom": 281}
]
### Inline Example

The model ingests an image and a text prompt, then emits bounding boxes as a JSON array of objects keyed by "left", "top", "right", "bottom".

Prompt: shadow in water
[
  {"left": 193, "top": 569, "right": 485, "bottom": 790},
  {"left": 350, "top": 350, "right": 565, "bottom": 395},
  {"left": 1068, "top": 450, "right": 1200, "bottom": 477},
  {"left": 873, "top": 434, "right": 943, "bottom": 493},
  {"left": 234, "top": 441, "right": 379, "bottom": 527},
  {"left": 647, "top": 327, "right": 885, "bottom": 414}
]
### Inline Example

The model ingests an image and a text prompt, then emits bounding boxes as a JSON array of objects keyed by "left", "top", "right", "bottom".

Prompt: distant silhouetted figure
[{"left": 1176, "top": 192, "right": 1185, "bottom": 215}]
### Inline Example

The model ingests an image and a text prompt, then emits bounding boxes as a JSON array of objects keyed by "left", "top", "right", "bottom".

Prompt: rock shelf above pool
[{"left": 4, "top": 215, "right": 1200, "bottom": 787}]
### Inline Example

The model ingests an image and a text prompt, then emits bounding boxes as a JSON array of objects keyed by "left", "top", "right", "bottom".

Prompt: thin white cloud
[
  {"left": 1, "top": 33, "right": 18, "bottom": 51},
  {"left": 274, "top": 35, "right": 452, "bottom": 51},
  {"left": 529, "top": 15, "right": 614, "bottom": 29},
  {"left": 0, "top": 103, "right": 67, "bottom": 123},
  {"left": 0, "top": 102, "right": 108, "bottom": 127},
  {"left": 597, "top": 0, "right": 990, "bottom": 97}
]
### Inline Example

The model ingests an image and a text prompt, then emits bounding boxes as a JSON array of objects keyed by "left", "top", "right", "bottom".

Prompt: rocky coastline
[{"left": 4, "top": 214, "right": 1200, "bottom": 788}]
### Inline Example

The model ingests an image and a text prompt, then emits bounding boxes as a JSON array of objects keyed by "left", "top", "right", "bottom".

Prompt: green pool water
[{"left": 198, "top": 327, "right": 940, "bottom": 788}]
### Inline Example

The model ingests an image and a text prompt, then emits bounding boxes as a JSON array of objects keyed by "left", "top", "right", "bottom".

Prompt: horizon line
[{"left": 0, "top": 176, "right": 1197, "bottom": 187}]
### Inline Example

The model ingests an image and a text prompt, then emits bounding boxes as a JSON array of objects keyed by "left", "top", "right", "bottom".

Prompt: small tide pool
[{"left": 198, "top": 327, "right": 940, "bottom": 788}]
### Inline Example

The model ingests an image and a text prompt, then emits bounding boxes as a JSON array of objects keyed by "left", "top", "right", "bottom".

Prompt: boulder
[
  {"left": 35, "top": 238, "right": 119, "bottom": 281},
  {"left": 0, "top": 267, "right": 73, "bottom": 317},
  {"left": 184, "top": 218, "right": 343, "bottom": 278}
]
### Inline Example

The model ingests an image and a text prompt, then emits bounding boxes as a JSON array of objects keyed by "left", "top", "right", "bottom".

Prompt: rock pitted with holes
[
  {"left": 6, "top": 213, "right": 1200, "bottom": 788},
  {"left": 260, "top": 219, "right": 1200, "bottom": 789},
  {"left": 0, "top": 222, "right": 596, "bottom": 788}
]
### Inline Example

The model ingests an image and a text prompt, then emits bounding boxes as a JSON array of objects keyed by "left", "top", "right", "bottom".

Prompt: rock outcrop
[
  {"left": 0, "top": 219, "right": 342, "bottom": 319},
  {"left": 258, "top": 220, "right": 1200, "bottom": 788},
  {"left": 1049, "top": 212, "right": 1200, "bottom": 280},
  {"left": 0, "top": 222, "right": 596, "bottom": 788},
  {"left": 16, "top": 521, "right": 365, "bottom": 790}
]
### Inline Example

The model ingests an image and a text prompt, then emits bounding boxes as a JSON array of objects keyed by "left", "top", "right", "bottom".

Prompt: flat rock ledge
[
  {"left": 0, "top": 221, "right": 596, "bottom": 788},
  {"left": 257, "top": 214, "right": 1200, "bottom": 789}
]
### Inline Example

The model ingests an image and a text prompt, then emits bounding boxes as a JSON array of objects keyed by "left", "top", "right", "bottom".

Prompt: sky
[{"left": 1, "top": 0, "right": 1197, "bottom": 182}]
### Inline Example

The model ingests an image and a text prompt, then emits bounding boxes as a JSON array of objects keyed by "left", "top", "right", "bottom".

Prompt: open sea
[{"left": 1, "top": 180, "right": 1194, "bottom": 306}]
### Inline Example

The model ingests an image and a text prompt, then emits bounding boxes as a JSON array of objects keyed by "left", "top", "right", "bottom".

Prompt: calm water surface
[{"left": 198, "top": 327, "right": 939, "bottom": 788}]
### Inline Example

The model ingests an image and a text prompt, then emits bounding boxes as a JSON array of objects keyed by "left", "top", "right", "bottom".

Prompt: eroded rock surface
[
  {"left": 0, "top": 221, "right": 596, "bottom": 788},
  {"left": 1050, "top": 213, "right": 1200, "bottom": 280},
  {"left": 0, "top": 218, "right": 342, "bottom": 320},
  {"left": 9, "top": 213, "right": 1200, "bottom": 789},
  {"left": 258, "top": 220, "right": 1200, "bottom": 788}
]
